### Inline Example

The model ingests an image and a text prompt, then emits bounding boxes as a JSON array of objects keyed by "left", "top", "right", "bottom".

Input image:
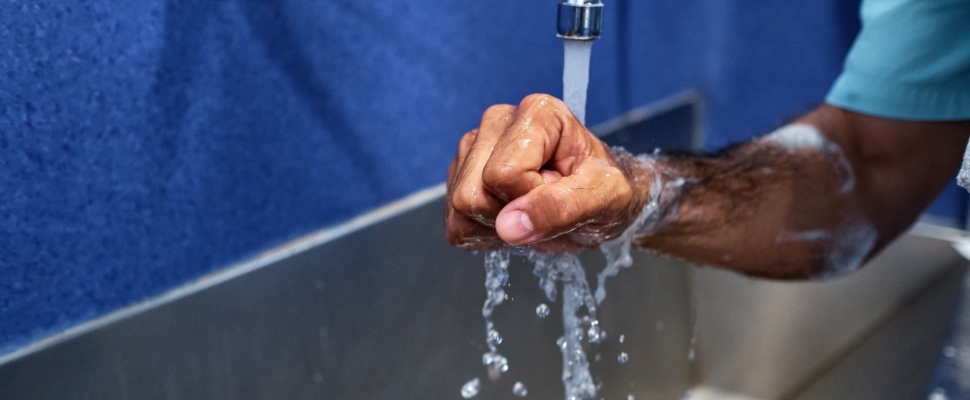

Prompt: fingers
[
  {"left": 447, "top": 94, "right": 632, "bottom": 250},
  {"left": 494, "top": 158, "right": 633, "bottom": 246},
  {"left": 445, "top": 206, "right": 504, "bottom": 249},
  {"left": 445, "top": 136, "right": 503, "bottom": 248},
  {"left": 482, "top": 94, "right": 584, "bottom": 203},
  {"left": 450, "top": 105, "right": 516, "bottom": 225}
]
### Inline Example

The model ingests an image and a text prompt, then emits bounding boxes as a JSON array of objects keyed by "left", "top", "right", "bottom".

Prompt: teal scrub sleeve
[{"left": 826, "top": 0, "right": 970, "bottom": 121}]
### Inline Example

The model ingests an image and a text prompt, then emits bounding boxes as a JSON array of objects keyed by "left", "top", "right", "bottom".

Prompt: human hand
[{"left": 444, "top": 94, "right": 650, "bottom": 252}]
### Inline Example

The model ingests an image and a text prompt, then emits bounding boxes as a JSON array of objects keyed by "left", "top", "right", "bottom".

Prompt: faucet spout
[{"left": 557, "top": 0, "right": 604, "bottom": 40}]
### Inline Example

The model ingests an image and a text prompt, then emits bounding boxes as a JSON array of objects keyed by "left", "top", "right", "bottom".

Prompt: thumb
[{"left": 494, "top": 166, "right": 632, "bottom": 246}]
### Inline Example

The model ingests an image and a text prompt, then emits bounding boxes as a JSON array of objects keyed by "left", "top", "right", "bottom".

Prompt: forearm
[{"left": 625, "top": 105, "right": 970, "bottom": 279}]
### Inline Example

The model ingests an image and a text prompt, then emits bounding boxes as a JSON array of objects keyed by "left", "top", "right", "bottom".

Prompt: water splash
[
  {"left": 596, "top": 152, "right": 669, "bottom": 304},
  {"left": 481, "top": 248, "right": 511, "bottom": 375},
  {"left": 617, "top": 352, "right": 629, "bottom": 364},
  {"left": 513, "top": 381, "right": 529, "bottom": 397},
  {"left": 531, "top": 252, "right": 600, "bottom": 399},
  {"left": 464, "top": 33, "right": 674, "bottom": 400}
]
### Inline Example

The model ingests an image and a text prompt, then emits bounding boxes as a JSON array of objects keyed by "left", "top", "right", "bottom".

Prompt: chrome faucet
[{"left": 557, "top": 0, "right": 604, "bottom": 40}]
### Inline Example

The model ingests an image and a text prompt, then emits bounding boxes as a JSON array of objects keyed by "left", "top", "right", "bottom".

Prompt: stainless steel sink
[
  {"left": 688, "top": 223, "right": 967, "bottom": 400},
  {"left": 0, "top": 187, "right": 963, "bottom": 400}
]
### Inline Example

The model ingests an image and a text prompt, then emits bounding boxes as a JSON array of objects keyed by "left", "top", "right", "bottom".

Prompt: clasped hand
[{"left": 445, "top": 94, "right": 648, "bottom": 253}]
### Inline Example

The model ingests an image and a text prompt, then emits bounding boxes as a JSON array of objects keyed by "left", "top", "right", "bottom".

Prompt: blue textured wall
[{"left": 1, "top": 0, "right": 962, "bottom": 353}]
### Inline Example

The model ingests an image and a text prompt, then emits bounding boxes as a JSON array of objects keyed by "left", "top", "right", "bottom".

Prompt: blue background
[{"left": 1, "top": 0, "right": 964, "bottom": 353}]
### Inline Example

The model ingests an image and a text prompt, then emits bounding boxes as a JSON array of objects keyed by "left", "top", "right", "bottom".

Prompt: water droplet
[
  {"left": 617, "top": 352, "right": 629, "bottom": 364},
  {"left": 588, "top": 320, "right": 601, "bottom": 343},
  {"left": 536, "top": 303, "right": 550, "bottom": 318},
  {"left": 461, "top": 378, "right": 481, "bottom": 399},
  {"left": 618, "top": 334, "right": 625, "bottom": 344},
  {"left": 513, "top": 381, "right": 528, "bottom": 397},
  {"left": 493, "top": 354, "right": 509, "bottom": 372},
  {"left": 627, "top": 395, "right": 635, "bottom": 400},
  {"left": 487, "top": 329, "right": 503, "bottom": 345}
]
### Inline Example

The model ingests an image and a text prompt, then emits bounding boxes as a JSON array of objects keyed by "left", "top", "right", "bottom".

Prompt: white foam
[
  {"left": 774, "top": 230, "right": 831, "bottom": 243},
  {"left": 958, "top": 139, "right": 970, "bottom": 192},
  {"left": 763, "top": 124, "right": 827, "bottom": 150},
  {"left": 822, "top": 218, "right": 877, "bottom": 278},
  {"left": 763, "top": 124, "right": 856, "bottom": 194}
]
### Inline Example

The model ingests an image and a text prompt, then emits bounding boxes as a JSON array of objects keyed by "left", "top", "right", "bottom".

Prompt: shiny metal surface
[
  {"left": 557, "top": 1, "right": 603, "bottom": 40},
  {"left": 2, "top": 194, "right": 961, "bottom": 400},
  {"left": 792, "top": 264, "right": 965, "bottom": 400},
  {"left": 691, "top": 228, "right": 967, "bottom": 399},
  {"left": 925, "top": 271, "right": 970, "bottom": 399},
  {"left": 0, "top": 194, "right": 694, "bottom": 400}
]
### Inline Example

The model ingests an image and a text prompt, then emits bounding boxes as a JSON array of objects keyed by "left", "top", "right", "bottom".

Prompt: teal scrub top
[{"left": 826, "top": 0, "right": 970, "bottom": 120}]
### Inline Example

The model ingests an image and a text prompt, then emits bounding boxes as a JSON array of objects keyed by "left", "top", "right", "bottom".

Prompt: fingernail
[{"left": 496, "top": 210, "right": 536, "bottom": 244}]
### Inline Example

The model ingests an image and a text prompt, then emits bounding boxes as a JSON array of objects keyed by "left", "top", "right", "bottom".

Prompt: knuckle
[
  {"left": 481, "top": 163, "right": 520, "bottom": 201},
  {"left": 450, "top": 188, "right": 474, "bottom": 213},
  {"left": 482, "top": 104, "right": 515, "bottom": 122},
  {"left": 450, "top": 186, "right": 490, "bottom": 219},
  {"left": 482, "top": 162, "right": 516, "bottom": 187},
  {"left": 520, "top": 93, "right": 555, "bottom": 110}
]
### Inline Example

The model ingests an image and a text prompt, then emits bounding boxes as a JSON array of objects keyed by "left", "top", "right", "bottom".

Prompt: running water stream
[
  {"left": 562, "top": 39, "right": 593, "bottom": 125},
  {"left": 466, "top": 39, "right": 623, "bottom": 400},
  {"left": 466, "top": 38, "right": 681, "bottom": 400}
]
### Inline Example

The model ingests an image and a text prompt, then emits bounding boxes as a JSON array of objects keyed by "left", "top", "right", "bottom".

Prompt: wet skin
[{"left": 446, "top": 94, "right": 970, "bottom": 279}]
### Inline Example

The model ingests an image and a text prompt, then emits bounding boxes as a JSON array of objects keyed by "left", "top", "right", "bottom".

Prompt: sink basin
[
  {"left": 687, "top": 223, "right": 967, "bottom": 400},
  {"left": 0, "top": 187, "right": 963, "bottom": 400}
]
